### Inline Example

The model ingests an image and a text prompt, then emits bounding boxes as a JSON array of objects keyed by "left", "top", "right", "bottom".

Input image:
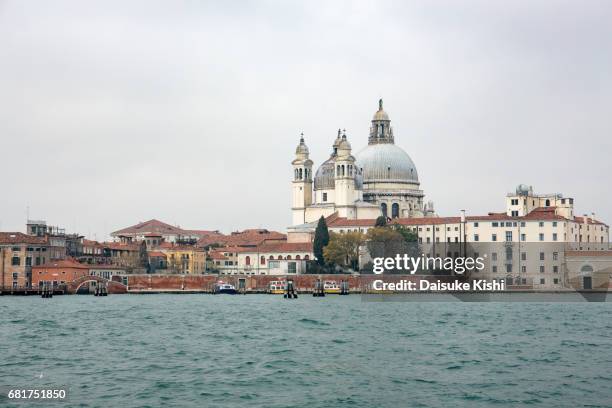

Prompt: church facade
[{"left": 291, "top": 100, "right": 434, "bottom": 226}]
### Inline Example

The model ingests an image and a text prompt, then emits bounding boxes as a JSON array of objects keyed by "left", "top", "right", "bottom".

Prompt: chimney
[
  {"left": 583, "top": 214, "right": 588, "bottom": 225},
  {"left": 591, "top": 212, "right": 596, "bottom": 223}
]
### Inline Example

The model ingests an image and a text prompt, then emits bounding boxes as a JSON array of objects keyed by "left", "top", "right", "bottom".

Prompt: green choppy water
[{"left": 1, "top": 295, "right": 611, "bottom": 407}]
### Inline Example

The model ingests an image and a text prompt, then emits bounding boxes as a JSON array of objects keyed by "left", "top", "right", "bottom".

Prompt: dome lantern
[{"left": 369, "top": 98, "right": 394, "bottom": 144}]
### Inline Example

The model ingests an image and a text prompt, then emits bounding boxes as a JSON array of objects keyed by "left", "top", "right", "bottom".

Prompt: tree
[
  {"left": 375, "top": 215, "right": 387, "bottom": 227},
  {"left": 393, "top": 226, "right": 418, "bottom": 243},
  {"left": 366, "top": 227, "right": 403, "bottom": 243},
  {"left": 139, "top": 240, "right": 150, "bottom": 271},
  {"left": 313, "top": 216, "right": 330, "bottom": 265},
  {"left": 323, "top": 231, "right": 365, "bottom": 270},
  {"left": 366, "top": 227, "right": 405, "bottom": 269}
]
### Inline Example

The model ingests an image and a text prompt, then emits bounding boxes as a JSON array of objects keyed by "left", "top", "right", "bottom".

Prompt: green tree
[
  {"left": 313, "top": 216, "right": 330, "bottom": 265},
  {"left": 323, "top": 231, "right": 365, "bottom": 269},
  {"left": 393, "top": 225, "right": 418, "bottom": 243},
  {"left": 139, "top": 240, "right": 150, "bottom": 271},
  {"left": 375, "top": 215, "right": 387, "bottom": 227},
  {"left": 366, "top": 227, "right": 403, "bottom": 243}
]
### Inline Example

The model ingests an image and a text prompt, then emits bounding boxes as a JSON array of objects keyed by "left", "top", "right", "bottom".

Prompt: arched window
[
  {"left": 392, "top": 203, "right": 399, "bottom": 218},
  {"left": 381, "top": 203, "right": 388, "bottom": 218},
  {"left": 545, "top": 199, "right": 551, "bottom": 207},
  {"left": 286, "top": 255, "right": 292, "bottom": 260},
  {"left": 296, "top": 255, "right": 301, "bottom": 260},
  {"left": 295, "top": 169, "right": 298, "bottom": 180},
  {"left": 304, "top": 255, "right": 310, "bottom": 260},
  {"left": 269, "top": 255, "right": 274, "bottom": 260},
  {"left": 277, "top": 255, "right": 283, "bottom": 260},
  {"left": 245, "top": 256, "right": 250, "bottom": 266},
  {"left": 260, "top": 256, "right": 265, "bottom": 265}
]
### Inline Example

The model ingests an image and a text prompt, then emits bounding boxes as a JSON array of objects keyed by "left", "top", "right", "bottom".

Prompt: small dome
[
  {"left": 372, "top": 98, "right": 390, "bottom": 121},
  {"left": 355, "top": 143, "right": 418, "bottom": 184},
  {"left": 295, "top": 134, "right": 309, "bottom": 156},
  {"left": 338, "top": 138, "right": 351, "bottom": 151},
  {"left": 313, "top": 157, "right": 335, "bottom": 190},
  {"left": 313, "top": 156, "right": 362, "bottom": 191},
  {"left": 295, "top": 142, "right": 309, "bottom": 155},
  {"left": 373, "top": 109, "right": 390, "bottom": 121}
]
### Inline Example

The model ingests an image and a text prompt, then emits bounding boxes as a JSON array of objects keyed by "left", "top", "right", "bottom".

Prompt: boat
[
  {"left": 268, "top": 280, "right": 287, "bottom": 294},
  {"left": 214, "top": 281, "right": 237, "bottom": 294},
  {"left": 324, "top": 280, "right": 341, "bottom": 294}
]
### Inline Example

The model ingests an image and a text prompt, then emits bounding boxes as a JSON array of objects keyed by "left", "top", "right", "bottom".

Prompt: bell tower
[
  {"left": 292, "top": 133, "right": 313, "bottom": 225},
  {"left": 334, "top": 130, "right": 357, "bottom": 218}
]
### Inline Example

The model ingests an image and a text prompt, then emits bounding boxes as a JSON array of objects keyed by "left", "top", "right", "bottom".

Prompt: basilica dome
[
  {"left": 313, "top": 157, "right": 335, "bottom": 190},
  {"left": 313, "top": 156, "right": 363, "bottom": 190},
  {"left": 355, "top": 143, "right": 419, "bottom": 184}
]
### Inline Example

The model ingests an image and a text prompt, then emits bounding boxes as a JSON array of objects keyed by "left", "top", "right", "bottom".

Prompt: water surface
[{"left": 1, "top": 295, "right": 611, "bottom": 407}]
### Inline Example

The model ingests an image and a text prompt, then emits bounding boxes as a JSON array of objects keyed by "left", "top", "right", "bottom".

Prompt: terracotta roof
[
  {"left": 208, "top": 251, "right": 228, "bottom": 260},
  {"left": 33, "top": 258, "right": 90, "bottom": 269},
  {"left": 102, "top": 242, "right": 140, "bottom": 251},
  {"left": 183, "top": 230, "right": 221, "bottom": 237},
  {"left": 574, "top": 216, "right": 607, "bottom": 226},
  {"left": 111, "top": 219, "right": 187, "bottom": 236},
  {"left": 329, "top": 218, "right": 377, "bottom": 227},
  {"left": 82, "top": 239, "right": 103, "bottom": 248},
  {"left": 160, "top": 244, "right": 204, "bottom": 252},
  {"left": 197, "top": 229, "right": 286, "bottom": 248},
  {"left": 147, "top": 251, "right": 167, "bottom": 258},
  {"left": 0, "top": 232, "right": 47, "bottom": 245},
  {"left": 222, "top": 241, "right": 312, "bottom": 254},
  {"left": 256, "top": 242, "right": 312, "bottom": 253},
  {"left": 327, "top": 212, "right": 581, "bottom": 229}
]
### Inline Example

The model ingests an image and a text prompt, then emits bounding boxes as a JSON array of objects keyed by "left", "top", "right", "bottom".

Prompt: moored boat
[
  {"left": 324, "top": 280, "right": 341, "bottom": 294},
  {"left": 268, "top": 280, "right": 287, "bottom": 294},
  {"left": 214, "top": 281, "right": 237, "bottom": 294}
]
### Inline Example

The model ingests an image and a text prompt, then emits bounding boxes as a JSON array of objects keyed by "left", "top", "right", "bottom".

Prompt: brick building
[{"left": 0, "top": 232, "right": 49, "bottom": 288}]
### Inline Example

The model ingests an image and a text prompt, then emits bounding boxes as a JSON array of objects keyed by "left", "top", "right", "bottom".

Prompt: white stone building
[{"left": 297, "top": 185, "right": 609, "bottom": 289}]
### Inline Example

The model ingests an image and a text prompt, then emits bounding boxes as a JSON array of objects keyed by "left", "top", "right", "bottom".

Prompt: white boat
[
  {"left": 214, "top": 281, "right": 237, "bottom": 294},
  {"left": 268, "top": 280, "right": 287, "bottom": 294},
  {"left": 324, "top": 280, "right": 341, "bottom": 294}
]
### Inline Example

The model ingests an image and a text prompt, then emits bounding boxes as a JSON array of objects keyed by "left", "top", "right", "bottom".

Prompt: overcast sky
[{"left": 1, "top": 0, "right": 611, "bottom": 239}]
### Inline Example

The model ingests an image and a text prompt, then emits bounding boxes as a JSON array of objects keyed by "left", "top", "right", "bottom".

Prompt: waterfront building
[
  {"left": 0, "top": 232, "right": 49, "bottom": 288},
  {"left": 26, "top": 219, "right": 83, "bottom": 259},
  {"left": 147, "top": 251, "right": 168, "bottom": 273},
  {"left": 207, "top": 242, "right": 313, "bottom": 275},
  {"left": 291, "top": 99, "right": 435, "bottom": 226},
  {"left": 565, "top": 251, "right": 612, "bottom": 289},
  {"left": 196, "top": 228, "right": 286, "bottom": 248},
  {"left": 293, "top": 185, "right": 609, "bottom": 289},
  {"left": 32, "top": 258, "right": 126, "bottom": 288},
  {"left": 101, "top": 241, "right": 142, "bottom": 269},
  {"left": 79, "top": 239, "right": 106, "bottom": 264},
  {"left": 111, "top": 219, "right": 213, "bottom": 244},
  {"left": 158, "top": 243, "right": 206, "bottom": 274}
]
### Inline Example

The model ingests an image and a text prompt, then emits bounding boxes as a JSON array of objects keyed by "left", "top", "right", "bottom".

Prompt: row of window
[
  {"left": 490, "top": 251, "right": 559, "bottom": 261},
  {"left": 484, "top": 232, "right": 559, "bottom": 242},
  {"left": 11, "top": 256, "right": 47, "bottom": 266},
  {"left": 491, "top": 265, "right": 560, "bottom": 273},
  {"left": 381, "top": 203, "right": 400, "bottom": 219},
  {"left": 245, "top": 254, "right": 310, "bottom": 265}
]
